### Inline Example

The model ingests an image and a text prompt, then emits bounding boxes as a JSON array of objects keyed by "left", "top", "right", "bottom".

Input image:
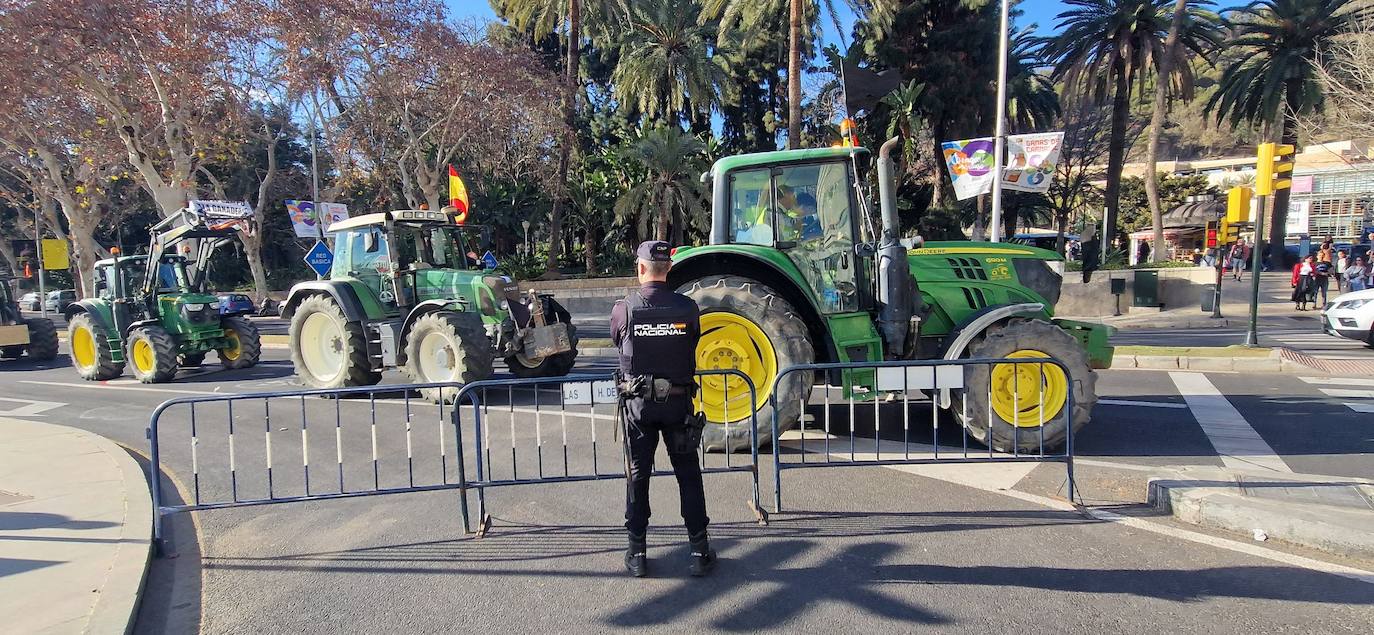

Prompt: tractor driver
[{"left": 610, "top": 240, "right": 715, "bottom": 578}]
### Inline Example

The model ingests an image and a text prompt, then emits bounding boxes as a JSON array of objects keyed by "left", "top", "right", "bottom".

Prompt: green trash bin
[{"left": 1133, "top": 270, "right": 1160, "bottom": 307}]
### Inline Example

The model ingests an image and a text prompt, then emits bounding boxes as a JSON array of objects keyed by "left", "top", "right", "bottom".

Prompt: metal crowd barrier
[
  {"left": 145, "top": 370, "right": 764, "bottom": 553},
  {"left": 770, "top": 358, "right": 1078, "bottom": 512},
  {"left": 455, "top": 369, "right": 766, "bottom": 536},
  {"left": 147, "top": 381, "right": 476, "bottom": 555}
]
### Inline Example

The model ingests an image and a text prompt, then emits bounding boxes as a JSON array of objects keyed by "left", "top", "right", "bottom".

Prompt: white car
[{"left": 1322, "top": 288, "right": 1374, "bottom": 347}]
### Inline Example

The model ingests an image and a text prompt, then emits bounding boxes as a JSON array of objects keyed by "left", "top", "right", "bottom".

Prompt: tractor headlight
[
  {"left": 1012, "top": 259, "right": 1063, "bottom": 306},
  {"left": 184, "top": 303, "right": 205, "bottom": 312}
]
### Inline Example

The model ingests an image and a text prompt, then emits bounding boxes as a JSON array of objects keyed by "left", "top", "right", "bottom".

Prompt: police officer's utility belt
[{"left": 617, "top": 375, "right": 697, "bottom": 402}]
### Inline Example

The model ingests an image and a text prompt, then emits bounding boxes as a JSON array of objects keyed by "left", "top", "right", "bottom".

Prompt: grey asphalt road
[
  {"left": 1112, "top": 313, "right": 1374, "bottom": 359},
  {"left": 2, "top": 348, "right": 1371, "bottom": 632}
]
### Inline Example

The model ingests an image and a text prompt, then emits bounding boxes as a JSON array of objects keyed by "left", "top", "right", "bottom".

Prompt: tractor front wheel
[
  {"left": 127, "top": 325, "right": 179, "bottom": 384},
  {"left": 24, "top": 318, "right": 58, "bottom": 361},
  {"left": 288, "top": 294, "right": 380, "bottom": 388},
  {"left": 681, "top": 276, "right": 814, "bottom": 451},
  {"left": 218, "top": 316, "right": 262, "bottom": 369},
  {"left": 403, "top": 311, "right": 494, "bottom": 404},
  {"left": 952, "top": 318, "right": 1096, "bottom": 453},
  {"left": 68, "top": 313, "right": 123, "bottom": 380}
]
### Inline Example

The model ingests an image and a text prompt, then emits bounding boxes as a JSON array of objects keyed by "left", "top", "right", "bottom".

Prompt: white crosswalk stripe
[{"left": 1298, "top": 376, "right": 1374, "bottom": 414}]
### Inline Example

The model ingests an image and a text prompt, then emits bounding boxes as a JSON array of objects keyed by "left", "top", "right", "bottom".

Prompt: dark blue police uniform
[{"left": 611, "top": 241, "right": 714, "bottom": 577}]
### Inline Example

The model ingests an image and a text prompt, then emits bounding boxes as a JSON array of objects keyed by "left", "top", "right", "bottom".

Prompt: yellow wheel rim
[
  {"left": 694, "top": 311, "right": 775, "bottom": 423},
  {"left": 989, "top": 349, "right": 1068, "bottom": 428},
  {"left": 131, "top": 337, "right": 155, "bottom": 374},
  {"left": 71, "top": 325, "right": 96, "bottom": 368},
  {"left": 221, "top": 328, "right": 241, "bottom": 361}
]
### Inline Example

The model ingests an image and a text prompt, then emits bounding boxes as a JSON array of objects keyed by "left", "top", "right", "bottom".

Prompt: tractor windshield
[{"left": 393, "top": 224, "right": 485, "bottom": 271}]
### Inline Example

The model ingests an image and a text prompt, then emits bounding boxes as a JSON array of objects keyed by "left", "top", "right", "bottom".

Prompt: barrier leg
[{"left": 451, "top": 399, "right": 472, "bottom": 535}]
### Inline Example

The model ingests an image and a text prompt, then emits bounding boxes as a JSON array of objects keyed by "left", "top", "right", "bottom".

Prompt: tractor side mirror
[
  {"left": 364, "top": 231, "right": 380, "bottom": 253},
  {"left": 853, "top": 243, "right": 876, "bottom": 258}
]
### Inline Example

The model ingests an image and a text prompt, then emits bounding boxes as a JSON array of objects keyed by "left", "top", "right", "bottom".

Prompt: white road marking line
[
  {"left": 1098, "top": 399, "right": 1189, "bottom": 409},
  {"left": 1168, "top": 372, "right": 1291, "bottom": 473},
  {"left": 1317, "top": 388, "right": 1374, "bottom": 399},
  {"left": 1298, "top": 376, "right": 1374, "bottom": 387},
  {"left": 1343, "top": 403, "right": 1374, "bottom": 414},
  {"left": 0, "top": 397, "right": 66, "bottom": 417},
  {"left": 17, "top": 380, "right": 215, "bottom": 396}
]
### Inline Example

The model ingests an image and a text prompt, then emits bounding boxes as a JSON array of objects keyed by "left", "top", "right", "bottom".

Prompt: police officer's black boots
[
  {"left": 688, "top": 531, "right": 716, "bottom": 577},
  {"left": 625, "top": 533, "right": 648, "bottom": 578}
]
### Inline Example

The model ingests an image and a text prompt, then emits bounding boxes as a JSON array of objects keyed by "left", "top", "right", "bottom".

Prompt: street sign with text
[{"left": 304, "top": 241, "right": 333, "bottom": 277}]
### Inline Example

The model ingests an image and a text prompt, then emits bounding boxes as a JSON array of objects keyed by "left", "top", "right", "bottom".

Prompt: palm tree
[
  {"left": 1006, "top": 28, "right": 1062, "bottom": 134},
  {"left": 1207, "top": 0, "right": 1372, "bottom": 264},
  {"left": 1144, "top": 1, "right": 1221, "bottom": 263},
  {"left": 612, "top": 0, "right": 726, "bottom": 125},
  {"left": 615, "top": 127, "right": 709, "bottom": 245},
  {"left": 1042, "top": 0, "right": 1220, "bottom": 248},
  {"left": 701, "top": 1, "right": 891, "bottom": 149},
  {"left": 498, "top": 0, "right": 627, "bottom": 273}
]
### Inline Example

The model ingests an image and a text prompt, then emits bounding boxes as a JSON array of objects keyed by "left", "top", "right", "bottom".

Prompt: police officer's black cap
[{"left": 636, "top": 240, "right": 672, "bottom": 262}]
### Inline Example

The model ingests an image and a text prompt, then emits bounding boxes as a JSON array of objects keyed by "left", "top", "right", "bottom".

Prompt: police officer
[{"left": 611, "top": 240, "right": 715, "bottom": 578}]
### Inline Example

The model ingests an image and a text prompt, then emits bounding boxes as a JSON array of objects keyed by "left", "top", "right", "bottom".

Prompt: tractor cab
[
  {"left": 328, "top": 210, "right": 504, "bottom": 318},
  {"left": 712, "top": 148, "right": 873, "bottom": 315}
]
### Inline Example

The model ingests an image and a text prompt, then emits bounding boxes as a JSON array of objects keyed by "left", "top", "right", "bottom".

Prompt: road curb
[
  {"left": 0, "top": 418, "right": 153, "bottom": 635},
  {"left": 1148, "top": 466, "right": 1374, "bottom": 559},
  {"left": 1110, "top": 353, "right": 1310, "bottom": 373}
]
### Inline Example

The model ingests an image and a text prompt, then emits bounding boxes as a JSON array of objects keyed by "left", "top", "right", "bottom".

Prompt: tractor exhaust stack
[{"left": 876, "top": 136, "right": 914, "bottom": 358}]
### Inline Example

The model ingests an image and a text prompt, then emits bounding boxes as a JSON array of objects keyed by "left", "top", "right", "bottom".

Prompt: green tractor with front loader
[
  {"left": 0, "top": 274, "right": 59, "bottom": 362},
  {"left": 65, "top": 203, "right": 262, "bottom": 383},
  {"left": 672, "top": 138, "right": 1113, "bottom": 453},
  {"left": 281, "top": 209, "right": 578, "bottom": 403}
]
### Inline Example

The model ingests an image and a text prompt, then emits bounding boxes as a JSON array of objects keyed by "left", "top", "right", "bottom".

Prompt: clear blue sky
[{"left": 447, "top": 1, "right": 1068, "bottom": 47}]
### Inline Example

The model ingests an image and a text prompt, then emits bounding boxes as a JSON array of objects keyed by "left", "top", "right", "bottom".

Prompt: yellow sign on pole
[{"left": 40, "top": 238, "right": 69, "bottom": 270}]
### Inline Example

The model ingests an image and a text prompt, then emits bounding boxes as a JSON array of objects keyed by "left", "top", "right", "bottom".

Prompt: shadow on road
[{"left": 123, "top": 449, "right": 203, "bottom": 635}]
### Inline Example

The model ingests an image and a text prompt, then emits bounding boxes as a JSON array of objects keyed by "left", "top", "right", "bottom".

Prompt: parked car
[
  {"left": 217, "top": 293, "right": 255, "bottom": 316},
  {"left": 43, "top": 289, "right": 77, "bottom": 313},
  {"left": 19, "top": 292, "right": 41, "bottom": 311},
  {"left": 1321, "top": 288, "right": 1374, "bottom": 347}
]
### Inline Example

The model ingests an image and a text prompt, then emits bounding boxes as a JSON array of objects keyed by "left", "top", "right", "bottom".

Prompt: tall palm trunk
[
  {"left": 545, "top": 0, "right": 580, "bottom": 275},
  {"left": 656, "top": 184, "right": 672, "bottom": 241},
  {"left": 1103, "top": 57, "right": 1132, "bottom": 251},
  {"left": 786, "top": 0, "right": 802, "bottom": 149},
  {"left": 1144, "top": 0, "right": 1188, "bottom": 263},
  {"left": 1268, "top": 81, "right": 1301, "bottom": 267}
]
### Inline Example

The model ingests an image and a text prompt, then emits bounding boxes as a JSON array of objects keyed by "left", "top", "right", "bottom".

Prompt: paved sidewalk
[{"left": 0, "top": 417, "right": 152, "bottom": 634}]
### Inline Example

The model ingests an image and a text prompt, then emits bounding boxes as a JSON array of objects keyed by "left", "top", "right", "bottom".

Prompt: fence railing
[
  {"left": 769, "top": 358, "right": 1078, "bottom": 512},
  {"left": 453, "top": 369, "right": 765, "bottom": 536}
]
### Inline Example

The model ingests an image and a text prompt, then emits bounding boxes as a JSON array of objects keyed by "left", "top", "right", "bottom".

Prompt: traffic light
[
  {"left": 1205, "top": 220, "right": 1219, "bottom": 249},
  {"left": 1255, "top": 142, "right": 1295, "bottom": 196},
  {"left": 1221, "top": 186, "right": 1251, "bottom": 243}
]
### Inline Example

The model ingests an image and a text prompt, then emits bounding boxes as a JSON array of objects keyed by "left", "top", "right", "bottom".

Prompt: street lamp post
[{"left": 522, "top": 220, "right": 531, "bottom": 258}]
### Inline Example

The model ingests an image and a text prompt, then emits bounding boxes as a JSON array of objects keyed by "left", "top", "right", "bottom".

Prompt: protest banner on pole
[{"left": 942, "top": 132, "right": 1065, "bottom": 200}]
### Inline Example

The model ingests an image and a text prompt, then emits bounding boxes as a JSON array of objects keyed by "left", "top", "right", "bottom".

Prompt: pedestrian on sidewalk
[
  {"left": 1081, "top": 227, "right": 1101, "bottom": 283},
  {"left": 1313, "top": 257, "right": 1332, "bottom": 306},
  {"left": 1345, "top": 257, "right": 1368, "bottom": 292},
  {"left": 1335, "top": 249, "right": 1349, "bottom": 292},
  {"left": 1229, "top": 240, "right": 1248, "bottom": 281},
  {"left": 1292, "top": 255, "right": 1316, "bottom": 310}
]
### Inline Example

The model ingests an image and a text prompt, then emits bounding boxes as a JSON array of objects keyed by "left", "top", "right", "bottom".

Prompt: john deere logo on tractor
[{"left": 634, "top": 322, "right": 688, "bottom": 337}]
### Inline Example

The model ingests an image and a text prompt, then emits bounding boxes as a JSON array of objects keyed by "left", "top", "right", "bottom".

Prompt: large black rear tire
[
  {"left": 680, "top": 275, "right": 814, "bottom": 451},
  {"left": 24, "top": 318, "right": 58, "bottom": 360},
  {"left": 68, "top": 312, "right": 123, "bottom": 380},
  {"left": 289, "top": 294, "right": 380, "bottom": 388},
  {"left": 952, "top": 318, "right": 1096, "bottom": 453},
  {"left": 403, "top": 311, "right": 494, "bottom": 403}
]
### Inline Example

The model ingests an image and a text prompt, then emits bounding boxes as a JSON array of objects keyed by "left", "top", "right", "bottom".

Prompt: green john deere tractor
[
  {"left": 0, "top": 275, "right": 59, "bottom": 362},
  {"left": 670, "top": 138, "right": 1113, "bottom": 453},
  {"left": 65, "top": 205, "right": 262, "bottom": 383},
  {"left": 281, "top": 209, "right": 577, "bottom": 403}
]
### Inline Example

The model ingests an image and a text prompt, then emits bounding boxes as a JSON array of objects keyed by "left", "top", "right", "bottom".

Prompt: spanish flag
[{"left": 449, "top": 165, "right": 469, "bottom": 223}]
